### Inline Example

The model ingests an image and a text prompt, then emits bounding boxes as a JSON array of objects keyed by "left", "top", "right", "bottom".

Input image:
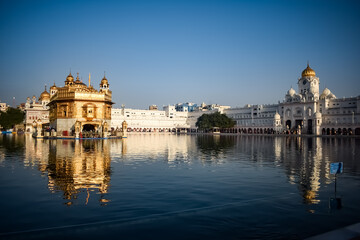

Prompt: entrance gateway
[
  {"left": 82, "top": 124, "right": 95, "bottom": 132},
  {"left": 74, "top": 120, "right": 108, "bottom": 138}
]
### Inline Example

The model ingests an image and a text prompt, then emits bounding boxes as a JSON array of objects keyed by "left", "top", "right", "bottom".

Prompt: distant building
[
  {"left": 226, "top": 64, "right": 360, "bottom": 135},
  {"left": 175, "top": 102, "right": 197, "bottom": 112},
  {"left": 111, "top": 105, "right": 189, "bottom": 132},
  {"left": 149, "top": 105, "right": 158, "bottom": 110},
  {"left": 24, "top": 87, "right": 50, "bottom": 133}
]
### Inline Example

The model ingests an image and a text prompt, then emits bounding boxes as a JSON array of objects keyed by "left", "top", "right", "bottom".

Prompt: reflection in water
[
  {"left": 196, "top": 135, "right": 236, "bottom": 163},
  {"left": 196, "top": 135, "right": 236, "bottom": 154},
  {"left": 112, "top": 134, "right": 360, "bottom": 206},
  {"left": 2, "top": 134, "right": 359, "bottom": 208},
  {"left": 23, "top": 135, "right": 112, "bottom": 205},
  {"left": 272, "top": 136, "right": 327, "bottom": 204},
  {"left": 0, "top": 134, "right": 25, "bottom": 164},
  {"left": 109, "top": 134, "right": 197, "bottom": 163},
  {"left": 46, "top": 140, "right": 111, "bottom": 205}
]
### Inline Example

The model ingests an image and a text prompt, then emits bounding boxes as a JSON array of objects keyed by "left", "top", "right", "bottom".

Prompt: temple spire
[{"left": 88, "top": 73, "right": 91, "bottom": 86}]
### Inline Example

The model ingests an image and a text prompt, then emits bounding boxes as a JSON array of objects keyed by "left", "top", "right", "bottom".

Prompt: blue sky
[{"left": 0, "top": 0, "right": 359, "bottom": 109}]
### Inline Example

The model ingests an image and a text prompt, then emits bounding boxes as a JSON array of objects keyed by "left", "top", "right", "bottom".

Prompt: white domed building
[
  {"left": 24, "top": 86, "right": 51, "bottom": 133},
  {"left": 225, "top": 64, "right": 360, "bottom": 135}
]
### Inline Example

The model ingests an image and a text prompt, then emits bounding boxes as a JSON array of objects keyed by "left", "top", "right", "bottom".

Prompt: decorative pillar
[
  {"left": 36, "top": 119, "right": 43, "bottom": 137},
  {"left": 75, "top": 121, "right": 81, "bottom": 138},
  {"left": 102, "top": 122, "right": 108, "bottom": 138},
  {"left": 122, "top": 121, "right": 128, "bottom": 138},
  {"left": 313, "top": 112, "right": 322, "bottom": 135}
]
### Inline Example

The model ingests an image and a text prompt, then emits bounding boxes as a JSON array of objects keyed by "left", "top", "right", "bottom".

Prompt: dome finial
[{"left": 301, "top": 63, "right": 316, "bottom": 77}]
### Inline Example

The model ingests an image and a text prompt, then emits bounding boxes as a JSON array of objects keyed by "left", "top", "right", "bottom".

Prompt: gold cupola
[
  {"left": 39, "top": 85, "right": 50, "bottom": 101},
  {"left": 301, "top": 63, "right": 316, "bottom": 77},
  {"left": 65, "top": 72, "right": 74, "bottom": 86},
  {"left": 50, "top": 83, "right": 57, "bottom": 90},
  {"left": 100, "top": 74, "right": 108, "bottom": 86}
]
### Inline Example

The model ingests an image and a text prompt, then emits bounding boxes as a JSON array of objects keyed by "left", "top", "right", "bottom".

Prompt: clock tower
[{"left": 298, "top": 63, "right": 320, "bottom": 102}]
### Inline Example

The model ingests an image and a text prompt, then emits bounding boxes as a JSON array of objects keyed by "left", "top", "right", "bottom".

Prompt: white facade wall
[
  {"left": 24, "top": 97, "right": 50, "bottom": 133},
  {"left": 225, "top": 104, "right": 280, "bottom": 129},
  {"left": 111, "top": 107, "right": 189, "bottom": 131}
]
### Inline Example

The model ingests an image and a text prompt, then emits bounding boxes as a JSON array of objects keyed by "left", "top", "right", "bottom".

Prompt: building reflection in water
[
  {"left": 39, "top": 138, "right": 111, "bottom": 205},
  {"left": 196, "top": 135, "right": 236, "bottom": 164},
  {"left": 232, "top": 135, "right": 359, "bottom": 206},
  {"left": 270, "top": 136, "right": 327, "bottom": 204},
  {"left": 113, "top": 134, "right": 359, "bottom": 206},
  {"left": 18, "top": 134, "right": 360, "bottom": 207}
]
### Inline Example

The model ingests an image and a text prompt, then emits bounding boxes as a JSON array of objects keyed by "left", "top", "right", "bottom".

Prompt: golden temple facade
[{"left": 48, "top": 72, "right": 113, "bottom": 138}]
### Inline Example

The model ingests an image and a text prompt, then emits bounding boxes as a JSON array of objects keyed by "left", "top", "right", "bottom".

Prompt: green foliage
[
  {"left": 0, "top": 108, "right": 25, "bottom": 130},
  {"left": 195, "top": 112, "right": 235, "bottom": 130}
]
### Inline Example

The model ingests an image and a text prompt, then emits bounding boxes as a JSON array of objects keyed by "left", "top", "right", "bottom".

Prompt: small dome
[
  {"left": 328, "top": 93, "right": 336, "bottom": 99},
  {"left": 320, "top": 88, "right": 332, "bottom": 99},
  {"left": 322, "top": 88, "right": 330, "bottom": 96},
  {"left": 39, "top": 89, "right": 50, "bottom": 100},
  {"left": 65, "top": 72, "right": 74, "bottom": 83},
  {"left": 301, "top": 63, "right": 316, "bottom": 77},
  {"left": 75, "top": 72, "right": 81, "bottom": 82},
  {"left": 288, "top": 87, "right": 296, "bottom": 96},
  {"left": 101, "top": 76, "right": 108, "bottom": 85},
  {"left": 50, "top": 83, "right": 57, "bottom": 90}
]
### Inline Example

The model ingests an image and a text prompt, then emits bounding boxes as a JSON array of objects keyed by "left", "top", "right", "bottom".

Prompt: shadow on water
[
  {"left": 0, "top": 134, "right": 25, "bottom": 154},
  {"left": 196, "top": 135, "right": 236, "bottom": 157}
]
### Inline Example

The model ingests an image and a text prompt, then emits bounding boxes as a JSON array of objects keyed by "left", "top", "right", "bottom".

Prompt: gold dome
[
  {"left": 66, "top": 72, "right": 74, "bottom": 82},
  {"left": 39, "top": 86, "right": 50, "bottom": 100},
  {"left": 100, "top": 75, "right": 109, "bottom": 86},
  {"left": 50, "top": 83, "right": 57, "bottom": 90},
  {"left": 301, "top": 63, "right": 316, "bottom": 77}
]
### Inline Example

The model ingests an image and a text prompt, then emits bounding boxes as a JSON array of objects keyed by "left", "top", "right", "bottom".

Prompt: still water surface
[{"left": 0, "top": 134, "right": 359, "bottom": 239}]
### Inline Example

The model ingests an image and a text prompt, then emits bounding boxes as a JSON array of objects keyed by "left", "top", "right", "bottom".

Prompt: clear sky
[{"left": 0, "top": 0, "right": 359, "bottom": 109}]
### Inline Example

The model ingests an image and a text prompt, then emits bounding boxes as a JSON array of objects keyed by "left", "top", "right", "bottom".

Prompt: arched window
[{"left": 307, "top": 108, "right": 312, "bottom": 117}]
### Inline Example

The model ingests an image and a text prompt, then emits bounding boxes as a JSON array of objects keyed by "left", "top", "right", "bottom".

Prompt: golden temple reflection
[
  {"left": 45, "top": 139, "right": 111, "bottom": 205},
  {"left": 15, "top": 134, "right": 357, "bottom": 207},
  {"left": 121, "top": 138, "right": 127, "bottom": 156}
]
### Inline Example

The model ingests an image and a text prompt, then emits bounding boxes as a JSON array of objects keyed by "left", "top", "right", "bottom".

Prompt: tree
[
  {"left": 0, "top": 108, "right": 25, "bottom": 130},
  {"left": 195, "top": 112, "right": 235, "bottom": 131}
]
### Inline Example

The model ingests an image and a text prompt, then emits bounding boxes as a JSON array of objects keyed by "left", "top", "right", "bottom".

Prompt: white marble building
[
  {"left": 225, "top": 64, "right": 360, "bottom": 135},
  {"left": 24, "top": 86, "right": 51, "bottom": 133},
  {"left": 111, "top": 105, "right": 189, "bottom": 132},
  {"left": 111, "top": 103, "right": 226, "bottom": 133},
  {"left": 111, "top": 64, "right": 360, "bottom": 135}
]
